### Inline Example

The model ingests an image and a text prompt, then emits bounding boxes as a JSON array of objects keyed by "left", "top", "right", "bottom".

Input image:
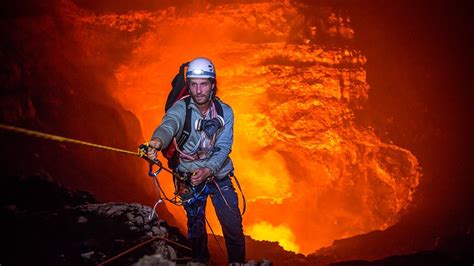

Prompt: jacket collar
[{"left": 188, "top": 97, "right": 216, "bottom": 114}]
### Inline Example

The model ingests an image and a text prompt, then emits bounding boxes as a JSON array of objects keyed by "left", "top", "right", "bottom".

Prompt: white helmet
[{"left": 186, "top": 57, "right": 216, "bottom": 79}]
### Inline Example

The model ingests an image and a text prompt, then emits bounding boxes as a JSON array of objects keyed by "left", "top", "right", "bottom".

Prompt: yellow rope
[
  {"left": 0, "top": 123, "right": 140, "bottom": 157},
  {"left": 0, "top": 123, "right": 193, "bottom": 261}
]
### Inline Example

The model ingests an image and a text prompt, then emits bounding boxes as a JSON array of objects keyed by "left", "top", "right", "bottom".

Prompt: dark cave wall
[
  {"left": 307, "top": 0, "right": 473, "bottom": 262},
  {"left": 0, "top": 1, "right": 163, "bottom": 208},
  {"left": 295, "top": 0, "right": 473, "bottom": 249},
  {"left": 349, "top": 0, "right": 473, "bottom": 227}
]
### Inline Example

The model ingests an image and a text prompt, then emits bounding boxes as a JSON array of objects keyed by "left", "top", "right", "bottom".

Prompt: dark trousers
[{"left": 184, "top": 176, "right": 245, "bottom": 263}]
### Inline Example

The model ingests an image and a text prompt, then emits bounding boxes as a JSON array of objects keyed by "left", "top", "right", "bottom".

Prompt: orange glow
[
  {"left": 246, "top": 221, "right": 300, "bottom": 253},
  {"left": 76, "top": 1, "right": 422, "bottom": 254}
]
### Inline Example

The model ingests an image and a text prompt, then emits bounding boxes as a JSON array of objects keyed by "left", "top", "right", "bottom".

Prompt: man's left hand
[{"left": 191, "top": 167, "right": 212, "bottom": 186}]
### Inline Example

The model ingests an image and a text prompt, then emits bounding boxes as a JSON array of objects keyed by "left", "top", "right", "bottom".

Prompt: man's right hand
[{"left": 147, "top": 138, "right": 163, "bottom": 161}]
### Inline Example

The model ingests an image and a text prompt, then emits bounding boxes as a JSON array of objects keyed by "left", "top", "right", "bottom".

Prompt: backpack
[{"left": 162, "top": 62, "right": 224, "bottom": 170}]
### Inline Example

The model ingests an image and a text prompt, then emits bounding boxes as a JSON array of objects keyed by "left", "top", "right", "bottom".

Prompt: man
[{"left": 146, "top": 57, "right": 246, "bottom": 265}]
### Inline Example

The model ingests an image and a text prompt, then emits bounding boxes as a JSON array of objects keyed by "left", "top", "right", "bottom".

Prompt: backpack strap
[
  {"left": 214, "top": 98, "right": 224, "bottom": 118},
  {"left": 176, "top": 97, "right": 192, "bottom": 149}
]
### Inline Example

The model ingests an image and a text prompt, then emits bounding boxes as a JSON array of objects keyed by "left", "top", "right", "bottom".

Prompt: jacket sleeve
[
  {"left": 150, "top": 101, "right": 186, "bottom": 148},
  {"left": 206, "top": 104, "right": 234, "bottom": 175}
]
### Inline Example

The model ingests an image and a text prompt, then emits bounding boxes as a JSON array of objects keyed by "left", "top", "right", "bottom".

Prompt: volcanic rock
[{"left": 0, "top": 174, "right": 188, "bottom": 265}]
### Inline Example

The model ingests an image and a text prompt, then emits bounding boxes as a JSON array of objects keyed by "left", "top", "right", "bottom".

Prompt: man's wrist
[
  {"left": 150, "top": 137, "right": 163, "bottom": 150},
  {"left": 206, "top": 167, "right": 214, "bottom": 177}
]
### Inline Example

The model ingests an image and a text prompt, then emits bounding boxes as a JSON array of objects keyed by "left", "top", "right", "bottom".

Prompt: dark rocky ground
[
  {"left": 0, "top": 173, "right": 291, "bottom": 265},
  {"left": 1, "top": 174, "right": 188, "bottom": 265},
  {"left": 1, "top": 174, "right": 472, "bottom": 265}
]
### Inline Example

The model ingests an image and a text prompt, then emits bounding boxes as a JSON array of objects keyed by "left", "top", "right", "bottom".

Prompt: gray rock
[
  {"left": 77, "top": 216, "right": 88, "bottom": 223},
  {"left": 133, "top": 254, "right": 175, "bottom": 266},
  {"left": 80, "top": 251, "right": 94, "bottom": 259}
]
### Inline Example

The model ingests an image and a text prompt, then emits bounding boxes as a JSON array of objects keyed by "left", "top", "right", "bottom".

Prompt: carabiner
[{"left": 148, "top": 159, "right": 163, "bottom": 177}]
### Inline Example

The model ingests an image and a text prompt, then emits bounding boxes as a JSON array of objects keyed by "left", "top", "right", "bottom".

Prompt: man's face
[{"left": 189, "top": 78, "right": 214, "bottom": 105}]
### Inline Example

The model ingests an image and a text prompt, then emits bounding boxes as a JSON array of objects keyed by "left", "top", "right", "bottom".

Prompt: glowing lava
[
  {"left": 74, "top": 1, "right": 421, "bottom": 254},
  {"left": 247, "top": 221, "right": 300, "bottom": 253}
]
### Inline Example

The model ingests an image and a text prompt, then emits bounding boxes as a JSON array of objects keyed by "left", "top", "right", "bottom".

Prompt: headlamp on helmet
[{"left": 186, "top": 57, "right": 216, "bottom": 79}]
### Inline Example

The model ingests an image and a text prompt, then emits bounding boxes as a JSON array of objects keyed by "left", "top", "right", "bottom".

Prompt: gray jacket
[{"left": 151, "top": 97, "right": 234, "bottom": 178}]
